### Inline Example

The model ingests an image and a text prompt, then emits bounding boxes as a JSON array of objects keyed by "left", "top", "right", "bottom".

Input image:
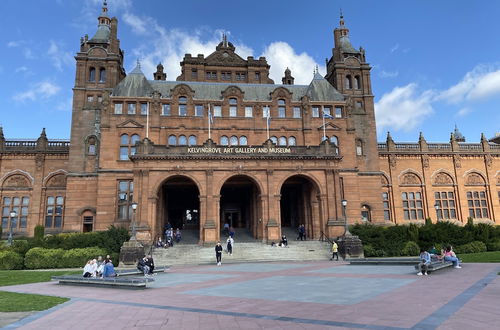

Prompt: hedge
[
  {"left": 61, "top": 247, "right": 108, "bottom": 268},
  {"left": 0, "top": 250, "right": 24, "bottom": 270},
  {"left": 24, "top": 247, "right": 108, "bottom": 269}
]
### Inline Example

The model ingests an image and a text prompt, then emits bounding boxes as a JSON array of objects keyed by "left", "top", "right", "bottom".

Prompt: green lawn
[
  {"left": 460, "top": 251, "right": 500, "bottom": 263},
  {"left": 0, "top": 270, "right": 78, "bottom": 313}
]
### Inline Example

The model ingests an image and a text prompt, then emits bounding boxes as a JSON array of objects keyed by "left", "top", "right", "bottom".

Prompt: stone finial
[
  {"left": 450, "top": 132, "right": 458, "bottom": 151},
  {"left": 386, "top": 131, "right": 395, "bottom": 151},
  {"left": 0, "top": 126, "right": 5, "bottom": 151},
  {"left": 481, "top": 133, "right": 490, "bottom": 151},
  {"left": 36, "top": 128, "right": 48, "bottom": 150},
  {"left": 418, "top": 132, "right": 428, "bottom": 151}
]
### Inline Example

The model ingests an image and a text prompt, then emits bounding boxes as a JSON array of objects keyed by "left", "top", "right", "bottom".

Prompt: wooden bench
[{"left": 51, "top": 275, "right": 155, "bottom": 289}]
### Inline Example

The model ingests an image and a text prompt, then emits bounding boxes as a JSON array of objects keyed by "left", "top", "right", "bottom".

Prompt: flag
[
  {"left": 208, "top": 104, "right": 214, "bottom": 124},
  {"left": 323, "top": 110, "right": 334, "bottom": 119},
  {"left": 265, "top": 107, "right": 271, "bottom": 126}
]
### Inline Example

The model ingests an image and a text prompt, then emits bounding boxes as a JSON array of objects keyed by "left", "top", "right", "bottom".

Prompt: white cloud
[
  {"left": 439, "top": 64, "right": 500, "bottom": 104},
  {"left": 7, "top": 40, "right": 23, "bottom": 48},
  {"left": 457, "top": 107, "right": 471, "bottom": 117},
  {"left": 261, "top": 42, "right": 325, "bottom": 84},
  {"left": 13, "top": 81, "right": 61, "bottom": 103},
  {"left": 379, "top": 70, "right": 399, "bottom": 78},
  {"left": 123, "top": 12, "right": 148, "bottom": 35},
  {"left": 375, "top": 83, "right": 435, "bottom": 132},
  {"left": 390, "top": 43, "right": 399, "bottom": 53},
  {"left": 47, "top": 40, "right": 73, "bottom": 71},
  {"left": 56, "top": 97, "right": 73, "bottom": 112}
]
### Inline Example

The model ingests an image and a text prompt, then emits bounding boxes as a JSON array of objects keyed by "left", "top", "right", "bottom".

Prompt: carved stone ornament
[
  {"left": 46, "top": 174, "right": 66, "bottom": 188},
  {"left": 3, "top": 175, "right": 30, "bottom": 188},
  {"left": 485, "top": 154, "right": 492, "bottom": 168},
  {"left": 433, "top": 173, "right": 453, "bottom": 186},
  {"left": 466, "top": 173, "right": 485, "bottom": 186},
  {"left": 422, "top": 155, "right": 429, "bottom": 168},
  {"left": 35, "top": 154, "right": 44, "bottom": 171},
  {"left": 453, "top": 155, "right": 462, "bottom": 168},
  {"left": 389, "top": 155, "right": 397, "bottom": 168},
  {"left": 497, "top": 176, "right": 500, "bottom": 185},
  {"left": 381, "top": 176, "right": 389, "bottom": 185},
  {"left": 401, "top": 173, "right": 421, "bottom": 185}
]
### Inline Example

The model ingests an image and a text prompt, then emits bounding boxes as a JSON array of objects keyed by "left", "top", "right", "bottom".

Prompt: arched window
[
  {"left": 89, "top": 67, "right": 96, "bottom": 82},
  {"left": 330, "top": 135, "right": 339, "bottom": 154},
  {"left": 230, "top": 135, "right": 238, "bottom": 146},
  {"left": 99, "top": 68, "right": 106, "bottom": 83},
  {"left": 220, "top": 136, "right": 229, "bottom": 146},
  {"left": 87, "top": 136, "right": 96, "bottom": 155},
  {"left": 345, "top": 75, "right": 352, "bottom": 89},
  {"left": 178, "top": 135, "right": 187, "bottom": 145},
  {"left": 239, "top": 136, "right": 248, "bottom": 146},
  {"left": 355, "top": 75, "right": 361, "bottom": 89},
  {"left": 188, "top": 135, "right": 197, "bottom": 146},
  {"left": 130, "top": 134, "right": 140, "bottom": 156},
  {"left": 288, "top": 136, "right": 296, "bottom": 146},
  {"left": 356, "top": 139, "right": 363, "bottom": 156},
  {"left": 168, "top": 135, "right": 177, "bottom": 146},
  {"left": 270, "top": 136, "right": 278, "bottom": 144},
  {"left": 278, "top": 136, "right": 287, "bottom": 146},
  {"left": 361, "top": 205, "right": 371, "bottom": 222},
  {"left": 178, "top": 96, "right": 187, "bottom": 116}
]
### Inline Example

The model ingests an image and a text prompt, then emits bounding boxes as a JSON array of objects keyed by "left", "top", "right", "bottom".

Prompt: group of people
[
  {"left": 271, "top": 235, "right": 288, "bottom": 248},
  {"left": 416, "top": 245, "right": 462, "bottom": 276},
  {"left": 137, "top": 255, "right": 155, "bottom": 276},
  {"left": 157, "top": 222, "right": 182, "bottom": 248},
  {"left": 82, "top": 255, "right": 116, "bottom": 278},
  {"left": 215, "top": 236, "right": 235, "bottom": 265},
  {"left": 297, "top": 224, "right": 306, "bottom": 240}
]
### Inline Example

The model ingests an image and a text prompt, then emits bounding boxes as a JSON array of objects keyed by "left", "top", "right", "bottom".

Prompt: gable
[{"left": 116, "top": 119, "right": 144, "bottom": 129}]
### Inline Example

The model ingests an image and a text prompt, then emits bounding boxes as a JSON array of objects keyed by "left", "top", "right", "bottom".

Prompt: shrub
[
  {"left": 61, "top": 247, "right": 107, "bottom": 268},
  {"left": 34, "top": 225, "right": 45, "bottom": 240},
  {"left": 11, "top": 240, "right": 30, "bottom": 256},
  {"left": 100, "top": 226, "right": 130, "bottom": 253},
  {"left": 363, "top": 244, "right": 377, "bottom": 257},
  {"left": 455, "top": 241, "right": 487, "bottom": 254},
  {"left": 24, "top": 247, "right": 65, "bottom": 269},
  {"left": 401, "top": 241, "right": 420, "bottom": 256},
  {"left": 486, "top": 240, "right": 500, "bottom": 252},
  {"left": 0, "top": 250, "right": 24, "bottom": 270}
]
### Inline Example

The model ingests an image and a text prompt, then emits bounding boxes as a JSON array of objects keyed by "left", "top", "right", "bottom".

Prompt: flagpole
[
  {"left": 266, "top": 106, "right": 270, "bottom": 140},
  {"left": 322, "top": 109, "right": 326, "bottom": 141},
  {"left": 146, "top": 102, "right": 150, "bottom": 139},
  {"left": 208, "top": 103, "right": 211, "bottom": 140}
]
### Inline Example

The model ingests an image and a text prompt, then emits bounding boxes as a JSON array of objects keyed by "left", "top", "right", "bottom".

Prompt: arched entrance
[
  {"left": 157, "top": 176, "right": 200, "bottom": 243},
  {"left": 219, "top": 175, "right": 261, "bottom": 240},
  {"left": 280, "top": 175, "right": 320, "bottom": 240}
]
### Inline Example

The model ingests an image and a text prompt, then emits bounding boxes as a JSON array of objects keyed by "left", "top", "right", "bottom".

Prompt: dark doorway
[
  {"left": 280, "top": 176, "right": 318, "bottom": 239},
  {"left": 159, "top": 176, "right": 200, "bottom": 241},
  {"left": 220, "top": 175, "right": 260, "bottom": 240}
]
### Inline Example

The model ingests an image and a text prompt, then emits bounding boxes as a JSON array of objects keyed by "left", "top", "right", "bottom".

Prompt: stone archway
[
  {"left": 279, "top": 175, "right": 321, "bottom": 240},
  {"left": 219, "top": 175, "right": 262, "bottom": 241},
  {"left": 157, "top": 175, "right": 201, "bottom": 243}
]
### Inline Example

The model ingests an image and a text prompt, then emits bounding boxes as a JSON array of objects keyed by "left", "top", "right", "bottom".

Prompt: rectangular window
[
  {"left": 191, "top": 69, "right": 198, "bottom": 79},
  {"left": 312, "top": 106, "right": 320, "bottom": 118},
  {"left": 119, "top": 147, "right": 129, "bottom": 161},
  {"left": 140, "top": 103, "right": 148, "bottom": 115},
  {"left": 2, "top": 196, "right": 29, "bottom": 231},
  {"left": 278, "top": 106, "right": 286, "bottom": 118},
  {"left": 97, "top": 95, "right": 102, "bottom": 103},
  {"left": 114, "top": 103, "right": 123, "bottom": 114},
  {"left": 213, "top": 105, "right": 222, "bottom": 117},
  {"left": 236, "top": 72, "right": 246, "bottom": 81},
  {"left": 195, "top": 105, "right": 203, "bottom": 117},
  {"left": 117, "top": 180, "right": 134, "bottom": 220},
  {"left": 162, "top": 104, "right": 171, "bottom": 116},
  {"left": 87, "top": 95, "right": 94, "bottom": 103},
  {"left": 206, "top": 71, "right": 217, "bottom": 80},
  {"left": 45, "top": 196, "right": 64, "bottom": 228},
  {"left": 323, "top": 106, "right": 331, "bottom": 117},
  {"left": 230, "top": 106, "right": 237, "bottom": 117},
  {"left": 382, "top": 192, "right": 391, "bottom": 221},
  {"left": 127, "top": 103, "right": 136, "bottom": 115},
  {"left": 179, "top": 104, "right": 187, "bottom": 116},
  {"left": 402, "top": 191, "right": 424, "bottom": 220},
  {"left": 255, "top": 72, "right": 260, "bottom": 81},
  {"left": 245, "top": 106, "right": 253, "bottom": 118},
  {"left": 293, "top": 107, "right": 301, "bottom": 118},
  {"left": 434, "top": 191, "right": 457, "bottom": 220},
  {"left": 335, "top": 106, "right": 343, "bottom": 118},
  {"left": 467, "top": 191, "right": 489, "bottom": 219},
  {"left": 222, "top": 72, "right": 231, "bottom": 80},
  {"left": 263, "top": 107, "right": 270, "bottom": 118},
  {"left": 356, "top": 101, "right": 363, "bottom": 109}
]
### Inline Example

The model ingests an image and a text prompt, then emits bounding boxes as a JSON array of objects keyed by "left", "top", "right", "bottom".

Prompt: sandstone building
[{"left": 1, "top": 3, "right": 499, "bottom": 243}]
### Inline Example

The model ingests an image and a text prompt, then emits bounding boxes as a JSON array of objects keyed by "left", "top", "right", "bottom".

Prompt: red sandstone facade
[{"left": 1, "top": 3, "right": 498, "bottom": 243}]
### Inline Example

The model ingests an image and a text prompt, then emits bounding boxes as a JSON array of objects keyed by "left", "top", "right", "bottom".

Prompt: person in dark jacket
[
  {"left": 145, "top": 255, "right": 155, "bottom": 274},
  {"left": 137, "top": 256, "right": 150, "bottom": 275},
  {"left": 215, "top": 242, "right": 223, "bottom": 266}
]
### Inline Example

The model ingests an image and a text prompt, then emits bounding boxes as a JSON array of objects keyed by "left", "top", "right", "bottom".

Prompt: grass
[
  {"left": 0, "top": 270, "right": 79, "bottom": 313},
  {"left": 0, "top": 291, "right": 69, "bottom": 312},
  {"left": 460, "top": 251, "right": 500, "bottom": 263}
]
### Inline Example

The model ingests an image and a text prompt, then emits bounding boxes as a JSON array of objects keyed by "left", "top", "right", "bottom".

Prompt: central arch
[
  {"left": 280, "top": 175, "right": 321, "bottom": 240},
  {"left": 219, "top": 175, "right": 262, "bottom": 240},
  {"left": 157, "top": 175, "right": 200, "bottom": 243}
]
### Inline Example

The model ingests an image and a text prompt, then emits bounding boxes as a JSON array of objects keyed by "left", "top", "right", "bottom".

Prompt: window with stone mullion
[
  {"left": 467, "top": 191, "right": 489, "bottom": 219},
  {"left": 1, "top": 196, "right": 29, "bottom": 230},
  {"left": 401, "top": 191, "right": 424, "bottom": 220},
  {"left": 45, "top": 195, "right": 64, "bottom": 228},
  {"left": 117, "top": 181, "right": 134, "bottom": 220},
  {"left": 434, "top": 191, "right": 456, "bottom": 220}
]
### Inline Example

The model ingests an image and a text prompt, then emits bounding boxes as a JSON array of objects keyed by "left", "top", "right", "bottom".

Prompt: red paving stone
[{"left": 2, "top": 261, "right": 499, "bottom": 329}]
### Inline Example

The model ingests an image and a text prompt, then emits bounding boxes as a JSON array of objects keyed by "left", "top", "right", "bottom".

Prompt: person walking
[
  {"left": 215, "top": 242, "right": 223, "bottom": 266},
  {"left": 226, "top": 236, "right": 234, "bottom": 255},
  {"left": 331, "top": 241, "right": 339, "bottom": 261}
]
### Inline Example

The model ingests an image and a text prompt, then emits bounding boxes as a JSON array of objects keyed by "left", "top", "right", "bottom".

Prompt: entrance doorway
[
  {"left": 220, "top": 175, "right": 261, "bottom": 240},
  {"left": 158, "top": 176, "right": 200, "bottom": 242},
  {"left": 280, "top": 175, "right": 319, "bottom": 239}
]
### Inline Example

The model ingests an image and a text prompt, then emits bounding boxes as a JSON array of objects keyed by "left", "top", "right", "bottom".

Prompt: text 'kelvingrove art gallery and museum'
[{"left": 1, "top": 2, "right": 499, "bottom": 247}]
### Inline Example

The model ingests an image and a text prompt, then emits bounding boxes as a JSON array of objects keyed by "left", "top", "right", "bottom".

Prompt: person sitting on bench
[
  {"left": 137, "top": 256, "right": 150, "bottom": 276},
  {"left": 416, "top": 248, "right": 431, "bottom": 276},
  {"left": 102, "top": 259, "right": 117, "bottom": 277},
  {"left": 444, "top": 246, "right": 461, "bottom": 269}
]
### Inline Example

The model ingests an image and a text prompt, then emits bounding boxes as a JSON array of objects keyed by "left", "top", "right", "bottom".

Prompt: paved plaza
[{"left": 2, "top": 261, "right": 499, "bottom": 329}]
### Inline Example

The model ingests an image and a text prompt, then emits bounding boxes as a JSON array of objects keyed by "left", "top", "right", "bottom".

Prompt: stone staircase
[{"left": 152, "top": 240, "right": 332, "bottom": 266}]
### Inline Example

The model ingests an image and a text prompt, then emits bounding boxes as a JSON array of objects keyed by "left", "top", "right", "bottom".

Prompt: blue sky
[{"left": 1, "top": 0, "right": 499, "bottom": 143}]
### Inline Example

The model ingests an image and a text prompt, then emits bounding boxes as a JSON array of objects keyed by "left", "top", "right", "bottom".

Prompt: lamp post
[
  {"left": 341, "top": 199, "right": 351, "bottom": 236},
  {"left": 434, "top": 203, "right": 440, "bottom": 222},
  {"left": 130, "top": 202, "right": 138, "bottom": 240},
  {"left": 8, "top": 210, "right": 17, "bottom": 246}
]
